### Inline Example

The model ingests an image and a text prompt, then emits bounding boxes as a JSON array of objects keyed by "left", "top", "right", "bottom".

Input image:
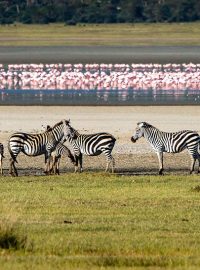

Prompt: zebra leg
[
  {"left": 9, "top": 158, "right": 18, "bottom": 177},
  {"left": 197, "top": 155, "right": 200, "bottom": 173},
  {"left": 52, "top": 156, "right": 57, "bottom": 175},
  {"left": 194, "top": 152, "right": 200, "bottom": 174},
  {"left": 0, "top": 157, "right": 3, "bottom": 175},
  {"left": 189, "top": 153, "right": 197, "bottom": 174},
  {"left": 44, "top": 154, "right": 48, "bottom": 174},
  {"left": 9, "top": 158, "right": 13, "bottom": 175},
  {"left": 102, "top": 150, "right": 114, "bottom": 173},
  {"left": 74, "top": 155, "right": 79, "bottom": 173},
  {"left": 46, "top": 158, "right": 51, "bottom": 175},
  {"left": 105, "top": 159, "right": 111, "bottom": 172},
  {"left": 188, "top": 148, "right": 199, "bottom": 174},
  {"left": 105, "top": 155, "right": 115, "bottom": 173},
  {"left": 190, "top": 157, "right": 196, "bottom": 174},
  {"left": 194, "top": 149, "right": 200, "bottom": 173},
  {"left": 13, "top": 162, "right": 18, "bottom": 177},
  {"left": 44, "top": 153, "right": 51, "bottom": 175},
  {"left": 48, "top": 156, "right": 54, "bottom": 174},
  {"left": 56, "top": 157, "right": 60, "bottom": 175},
  {"left": 105, "top": 156, "right": 115, "bottom": 173},
  {"left": 79, "top": 154, "right": 83, "bottom": 173},
  {"left": 157, "top": 152, "right": 164, "bottom": 175},
  {"left": 111, "top": 157, "right": 115, "bottom": 173}
]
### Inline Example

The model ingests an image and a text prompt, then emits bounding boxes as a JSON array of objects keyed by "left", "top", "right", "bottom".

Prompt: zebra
[
  {"left": 64, "top": 126, "right": 116, "bottom": 173},
  {"left": 43, "top": 125, "right": 75, "bottom": 175},
  {"left": 49, "top": 142, "right": 75, "bottom": 175},
  {"left": 8, "top": 119, "right": 73, "bottom": 176},
  {"left": 0, "top": 143, "right": 4, "bottom": 175},
  {"left": 131, "top": 122, "right": 200, "bottom": 175}
]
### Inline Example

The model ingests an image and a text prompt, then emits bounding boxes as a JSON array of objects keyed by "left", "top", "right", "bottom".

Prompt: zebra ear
[
  {"left": 65, "top": 118, "right": 70, "bottom": 124},
  {"left": 137, "top": 122, "right": 149, "bottom": 128},
  {"left": 137, "top": 122, "right": 144, "bottom": 128}
]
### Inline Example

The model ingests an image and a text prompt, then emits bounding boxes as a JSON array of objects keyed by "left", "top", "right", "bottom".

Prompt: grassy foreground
[
  {"left": 0, "top": 173, "right": 200, "bottom": 269},
  {"left": 0, "top": 22, "right": 200, "bottom": 46}
]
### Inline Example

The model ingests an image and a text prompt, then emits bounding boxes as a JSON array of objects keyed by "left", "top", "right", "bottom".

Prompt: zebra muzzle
[{"left": 131, "top": 137, "right": 137, "bottom": 143}]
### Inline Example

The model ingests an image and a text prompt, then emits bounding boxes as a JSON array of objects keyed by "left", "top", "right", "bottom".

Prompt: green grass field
[
  {"left": 1, "top": 173, "right": 200, "bottom": 269},
  {"left": 0, "top": 22, "right": 200, "bottom": 46}
]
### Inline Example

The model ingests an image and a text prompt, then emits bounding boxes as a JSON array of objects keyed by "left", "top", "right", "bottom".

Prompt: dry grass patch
[
  {"left": 0, "top": 174, "right": 200, "bottom": 269},
  {"left": 0, "top": 22, "right": 200, "bottom": 46}
]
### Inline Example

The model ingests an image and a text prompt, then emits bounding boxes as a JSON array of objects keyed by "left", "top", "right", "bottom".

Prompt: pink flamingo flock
[{"left": 0, "top": 63, "right": 200, "bottom": 91}]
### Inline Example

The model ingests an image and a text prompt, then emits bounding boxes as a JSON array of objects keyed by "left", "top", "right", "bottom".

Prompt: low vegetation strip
[
  {"left": 0, "top": 173, "right": 200, "bottom": 269},
  {"left": 0, "top": 23, "right": 200, "bottom": 46}
]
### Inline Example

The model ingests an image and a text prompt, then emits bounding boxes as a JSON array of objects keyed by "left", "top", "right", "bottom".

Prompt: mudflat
[{"left": 1, "top": 46, "right": 200, "bottom": 64}]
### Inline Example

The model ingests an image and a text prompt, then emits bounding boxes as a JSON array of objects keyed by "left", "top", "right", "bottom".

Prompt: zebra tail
[
  {"left": 66, "top": 148, "right": 76, "bottom": 164},
  {"left": 68, "top": 152, "right": 76, "bottom": 164},
  {"left": 110, "top": 135, "right": 116, "bottom": 142},
  {"left": 111, "top": 136, "right": 116, "bottom": 145},
  {"left": 10, "top": 153, "right": 18, "bottom": 163}
]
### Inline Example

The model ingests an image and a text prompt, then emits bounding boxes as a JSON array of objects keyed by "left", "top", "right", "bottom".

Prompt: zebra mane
[
  {"left": 62, "top": 119, "right": 69, "bottom": 136},
  {"left": 137, "top": 122, "right": 153, "bottom": 128},
  {"left": 70, "top": 126, "right": 80, "bottom": 138},
  {"left": 46, "top": 125, "right": 52, "bottom": 131},
  {"left": 41, "top": 124, "right": 52, "bottom": 133},
  {"left": 51, "top": 120, "right": 70, "bottom": 130}
]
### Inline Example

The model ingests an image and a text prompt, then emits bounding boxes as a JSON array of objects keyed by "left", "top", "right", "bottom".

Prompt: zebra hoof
[
  {"left": 159, "top": 170, "right": 163, "bottom": 175},
  {"left": 74, "top": 166, "right": 79, "bottom": 173},
  {"left": 13, "top": 170, "right": 18, "bottom": 177}
]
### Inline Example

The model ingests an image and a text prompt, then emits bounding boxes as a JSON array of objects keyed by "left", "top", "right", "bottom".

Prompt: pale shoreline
[{"left": 0, "top": 106, "right": 200, "bottom": 133}]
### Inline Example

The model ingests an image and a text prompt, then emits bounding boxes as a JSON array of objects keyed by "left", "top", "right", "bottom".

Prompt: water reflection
[{"left": 0, "top": 89, "right": 200, "bottom": 105}]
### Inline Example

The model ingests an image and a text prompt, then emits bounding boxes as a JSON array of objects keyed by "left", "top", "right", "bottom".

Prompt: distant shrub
[
  {"left": 191, "top": 185, "right": 200, "bottom": 192},
  {"left": 65, "top": 19, "right": 77, "bottom": 26},
  {"left": 0, "top": 221, "right": 30, "bottom": 250}
]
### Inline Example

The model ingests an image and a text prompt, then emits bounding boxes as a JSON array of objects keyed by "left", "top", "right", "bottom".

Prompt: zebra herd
[
  {"left": 8, "top": 119, "right": 116, "bottom": 176},
  {"left": 0, "top": 119, "right": 200, "bottom": 176}
]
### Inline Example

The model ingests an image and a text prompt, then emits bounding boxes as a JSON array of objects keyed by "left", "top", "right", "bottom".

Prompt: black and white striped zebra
[
  {"left": 65, "top": 126, "right": 116, "bottom": 173},
  {"left": 0, "top": 143, "right": 4, "bottom": 175},
  {"left": 43, "top": 124, "right": 75, "bottom": 175},
  {"left": 131, "top": 122, "right": 200, "bottom": 175},
  {"left": 8, "top": 120, "right": 73, "bottom": 176},
  {"left": 49, "top": 142, "right": 75, "bottom": 175}
]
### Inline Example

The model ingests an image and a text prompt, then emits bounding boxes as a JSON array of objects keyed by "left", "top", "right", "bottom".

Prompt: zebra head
[
  {"left": 131, "top": 122, "right": 151, "bottom": 143},
  {"left": 62, "top": 119, "right": 75, "bottom": 139},
  {"left": 49, "top": 119, "right": 74, "bottom": 142}
]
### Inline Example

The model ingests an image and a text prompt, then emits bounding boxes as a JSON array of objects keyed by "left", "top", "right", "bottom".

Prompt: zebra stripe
[
  {"left": 8, "top": 120, "right": 73, "bottom": 176},
  {"left": 65, "top": 127, "right": 116, "bottom": 172},
  {"left": 131, "top": 122, "right": 200, "bottom": 174}
]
